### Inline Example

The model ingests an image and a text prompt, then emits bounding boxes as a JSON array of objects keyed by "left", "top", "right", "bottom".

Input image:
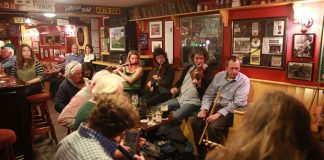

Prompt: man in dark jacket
[
  {"left": 160, "top": 47, "right": 214, "bottom": 122},
  {"left": 55, "top": 61, "right": 84, "bottom": 113}
]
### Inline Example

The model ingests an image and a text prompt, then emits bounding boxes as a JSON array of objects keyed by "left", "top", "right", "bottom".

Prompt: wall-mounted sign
[
  {"left": 17, "top": 0, "right": 54, "bottom": 12},
  {"left": 0, "top": 1, "right": 17, "bottom": 11},
  {"left": 13, "top": 17, "right": 25, "bottom": 23},
  {"left": 14, "top": 0, "right": 33, "bottom": 5},
  {"left": 95, "top": 7, "right": 121, "bottom": 15},
  {"left": 55, "top": 3, "right": 123, "bottom": 16},
  {"left": 63, "top": 4, "right": 92, "bottom": 13}
]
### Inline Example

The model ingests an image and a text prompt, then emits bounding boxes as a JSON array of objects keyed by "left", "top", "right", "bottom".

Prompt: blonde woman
[
  {"left": 206, "top": 91, "right": 324, "bottom": 160},
  {"left": 113, "top": 50, "right": 143, "bottom": 91}
]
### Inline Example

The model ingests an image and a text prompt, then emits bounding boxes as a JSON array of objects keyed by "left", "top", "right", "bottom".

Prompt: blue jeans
[{"left": 162, "top": 98, "right": 200, "bottom": 121}]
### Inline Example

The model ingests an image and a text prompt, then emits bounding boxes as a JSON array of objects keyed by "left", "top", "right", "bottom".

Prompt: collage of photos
[{"left": 232, "top": 18, "right": 286, "bottom": 69}]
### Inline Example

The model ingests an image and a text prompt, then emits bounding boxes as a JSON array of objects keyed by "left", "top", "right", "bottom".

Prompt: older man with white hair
[
  {"left": 0, "top": 46, "right": 16, "bottom": 74},
  {"left": 58, "top": 70, "right": 124, "bottom": 128},
  {"left": 55, "top": 61, "right": 84, "bottom": 113}
]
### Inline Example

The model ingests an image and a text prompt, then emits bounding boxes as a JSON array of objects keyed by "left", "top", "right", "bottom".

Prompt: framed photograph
[
  {"left": 271, "top": 56, "right": 282, "bottom": 67},
  {"left": 292, "top": 33, "right": 315, "bottom": 58},
  {"left": 287, "top": 61, "right": 313, "bottom": 81},
  {"left": 151, "top": 40, "right": 163, "bottom": 52},
  {"left": 32, "top": 41, "right": 39, "bottom": 53},
  {"left": 149, "top": 21, "right": 162, "bottom": 38},
  {"left": 109, "top": 26, "right": 125, "bottom": 51}
]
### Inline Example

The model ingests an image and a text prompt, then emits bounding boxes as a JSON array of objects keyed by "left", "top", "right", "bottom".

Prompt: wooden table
[{"left": 0, "top": 75, "right": 32, "bottom": 159}]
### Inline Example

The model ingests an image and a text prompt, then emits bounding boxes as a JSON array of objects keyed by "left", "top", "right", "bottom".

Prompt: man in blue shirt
[
  {"left": 191, "top": 56, "right": 250, "bottom": 159},
  {"left": 65, "top": 43, "right": 84, "bottom": 66}
]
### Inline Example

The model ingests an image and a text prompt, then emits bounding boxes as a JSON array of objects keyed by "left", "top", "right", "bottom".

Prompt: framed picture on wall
[
  {"left": 287, "top": 61, "right": 313, "bottom": 81},
  {"left": 109, "top": 26, "right": 125, "bottom": 51},
  {"left": 151, "top": 40, "right": 163, "bottom": 52},
  {"left": 32, "top": 41, "right": 39, "bottom": 53},
  {"left": 292, "top": 33, "right": 315, "bottom": 58},
  {"left": 149, "top": 21, "right": 162, "bottom": 38}
]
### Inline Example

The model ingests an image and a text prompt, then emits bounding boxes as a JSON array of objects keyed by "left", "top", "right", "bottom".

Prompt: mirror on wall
[{"left": 180, "top": 14, "right": 223, "bottom": 68}]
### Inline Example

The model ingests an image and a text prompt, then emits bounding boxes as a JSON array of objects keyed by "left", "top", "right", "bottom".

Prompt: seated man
[
  {"left": 58, "top": 70, "right": 124, "bottom": 128},
  {"left": 0, "top": 46, "right": 16, "bottom": 74},
  {"left": 72, "top": 73, "right": 124, "bottom": 130},
  {"left": 56, "top": 93, "right": 144, "bottom": 160},
  {"left": 160, "top": 47, "right": 214, "bottom": 122},
  {"left": 55, "top": 61, "right": 84, "bottom": 113},
  {"left": 191, "top": 56, "right": 250, "bottom": 159}
]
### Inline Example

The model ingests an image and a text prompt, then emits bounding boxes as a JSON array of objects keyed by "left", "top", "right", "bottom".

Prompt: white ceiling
[{"left": 52, "top": 0, "right": 161, "bottom": 7}]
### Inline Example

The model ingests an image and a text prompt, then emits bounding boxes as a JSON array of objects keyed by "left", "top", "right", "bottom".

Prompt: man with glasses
[{"left": 65, "top": 43, "right": 84, "bottom": 67}]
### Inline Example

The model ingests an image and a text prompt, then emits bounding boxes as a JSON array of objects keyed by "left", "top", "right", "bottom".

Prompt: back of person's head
[
  {"left": 91, "top": 71, "right": 124, "bottom": 94},
  {"left": 219, "top": 91, "right": 323, "bottom": 160},
  {"left": 88, "top": 93, "right": 139, "bottom": 138},
  {"left": 81, "top": 62, "right": 95, "bottom": 80},
  {"left": 64, "top": 61, "right": 81, "bottom": 78}
]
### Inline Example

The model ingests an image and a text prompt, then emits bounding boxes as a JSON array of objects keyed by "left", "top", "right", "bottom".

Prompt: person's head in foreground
[{"left": 206, "top": 91, "right": 324, "bottom": 160}]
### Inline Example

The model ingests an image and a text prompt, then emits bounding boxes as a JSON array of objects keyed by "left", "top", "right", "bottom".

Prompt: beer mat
[{"left": 140, "top": 119, "right": 149, "bottom": 123}]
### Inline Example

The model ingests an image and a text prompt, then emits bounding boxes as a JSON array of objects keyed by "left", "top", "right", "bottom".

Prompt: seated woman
[
  {"left": 206, "top": 91, "right": 324, "bottom": 160},
  {"left": 143, "top": 48, "right": 175, "bottom": 106},
  {"left": 83, "top": 44, "right": 95, "bottom": 63},
  {"left": 113, "top": 50, "right": 143, "bottom": 93},
  {"left": 81, "top": 62, "right": 95, "bottom": 80},
  {"left": 11, "top": 44, "right": 44, "bottom": 96}
]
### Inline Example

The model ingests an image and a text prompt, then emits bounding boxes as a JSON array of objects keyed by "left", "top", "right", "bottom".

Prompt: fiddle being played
[
  {"left": 157, "top": 47, "right": 214, "bottom": 122},
  {"left": 143, "top": 48, "right": 175, "bottom": 107},
  {"left": 113, "top": 50, "right": 143, "bottom": 92}
]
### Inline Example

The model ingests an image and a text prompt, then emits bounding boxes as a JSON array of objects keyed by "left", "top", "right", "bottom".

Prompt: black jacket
[{"left": 174, "top": 64, "right": 214, "bottom": 100}]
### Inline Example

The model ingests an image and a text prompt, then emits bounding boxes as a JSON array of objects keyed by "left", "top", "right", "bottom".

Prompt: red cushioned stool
[
  {"left": 26, "top": 92, "right": 58, "bottom": 144},
  {"left": 0, "top": 129, "right": 16, "bottom": 160}
]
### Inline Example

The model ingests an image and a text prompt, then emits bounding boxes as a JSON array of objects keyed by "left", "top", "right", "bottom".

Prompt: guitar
[{"left": 311, "top": 105, "right": 323, "bottom": 139}]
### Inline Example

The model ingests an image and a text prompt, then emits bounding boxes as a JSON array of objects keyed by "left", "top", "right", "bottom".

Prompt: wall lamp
[{"left": 293, "top": 3, "right": 314, "bottom": 33}]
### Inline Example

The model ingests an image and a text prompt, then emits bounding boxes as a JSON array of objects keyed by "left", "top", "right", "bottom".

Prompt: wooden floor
[{"left": 32, "top": 99, "right": 66, "bottom": 160}]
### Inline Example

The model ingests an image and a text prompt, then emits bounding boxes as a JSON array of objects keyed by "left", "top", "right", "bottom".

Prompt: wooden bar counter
[{"left": 0, "top": 75, "right": 33, "bottom": 159}]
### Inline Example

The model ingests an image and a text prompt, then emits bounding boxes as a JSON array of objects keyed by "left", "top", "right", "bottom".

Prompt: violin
[{"left": 190, "top": 64, "right": 205, "bottom": 81}]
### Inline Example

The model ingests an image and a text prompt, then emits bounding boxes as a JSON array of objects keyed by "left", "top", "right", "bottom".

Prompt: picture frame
[
  {"left": 32, "top": 41, "right": 39, "bottom": 53},
  {"left": 287, "top": 61, "right": 313, "bottom": 81},
  {"left": 139, "top": 33, "right": 148, "bottom": 50},
  {"left": 292, "top": 33, "right": 315, "bottom": 58},
  {"left": 149, "top": 21, "right": 162, "bottom": 38},
  {"left": 151, "top": 40, "right": 163, "bottom": 52},
  {"left": 109, "top": 26, "right": 125, "bottom": 51}
]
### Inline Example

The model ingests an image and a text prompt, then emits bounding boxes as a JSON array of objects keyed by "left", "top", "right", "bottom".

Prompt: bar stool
[
  {"left": 26, "top": 92, "right": 58, "bottom": 144},
  {"left": 0, "top": 129, "right": 16, "bottom": 160}
]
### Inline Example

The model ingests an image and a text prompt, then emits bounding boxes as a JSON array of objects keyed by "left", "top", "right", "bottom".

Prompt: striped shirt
[
  {"left": 55, "top": 123, "right": 116, "bottom": 160},
  {"left": 58, "top": 86, "right": 92, "bottom": 128},
  {"left": 11, "top": 60, "right": 44, "bottom": 82}
]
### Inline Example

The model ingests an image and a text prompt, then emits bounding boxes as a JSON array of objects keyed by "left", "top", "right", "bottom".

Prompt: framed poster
[
  {"left": 149, "top": 21, "right": 162, "bottom": 38},
  {"left": 109, "top": 26, "right": 125, "bottom": 51},
  {"left": 292, "top": 33, "right": 315, "bottom": 58},
  {"left": 151, "top": 41, "right": 162, "bottom": 52},
  {"left": 139, "top": 33, "right": 148, "bottom": 50},
  {"left": 287, "top": 61, "right": 313, "bottom": 81},
  {"left": 232, "top": 17, "right": 287, "bottom": 69},
  {"left": 32, "top": 41, "right": 39, "bottom": 53}
]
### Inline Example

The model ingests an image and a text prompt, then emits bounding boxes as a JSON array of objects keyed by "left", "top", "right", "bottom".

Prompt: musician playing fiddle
[
  {"left": 143, "top": 48, "right": 175, "bottom": 106},
  {"left": 159, "top": 47, "right": 214, "bottom": 122},
  {"left": 113, "top": 50, "right": 143, "bottom": 92}
]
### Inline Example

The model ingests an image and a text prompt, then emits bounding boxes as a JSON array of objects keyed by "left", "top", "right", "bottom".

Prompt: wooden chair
[{"left": 26, "top": 92, "right": 58, "bottom": 144}]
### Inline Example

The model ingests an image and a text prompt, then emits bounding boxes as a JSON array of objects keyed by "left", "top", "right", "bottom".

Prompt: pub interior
[{"left": 0, "top": 0, "right": 324, "bottom": 160}]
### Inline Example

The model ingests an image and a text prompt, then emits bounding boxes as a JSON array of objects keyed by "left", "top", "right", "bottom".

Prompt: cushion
[{"left": 26, "top": 92, "right": 50, "bottom": 103}]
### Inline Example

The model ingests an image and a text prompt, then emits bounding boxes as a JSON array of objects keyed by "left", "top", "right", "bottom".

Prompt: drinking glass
[
  {"left": 131, "top": 94, "right": 139, "bottom": 107},
  {"left": 160, "top": 104, "right": 169, "bottom": 119},
  {"left": 146, "top": 108, "right": 153, "bottom": 122}
]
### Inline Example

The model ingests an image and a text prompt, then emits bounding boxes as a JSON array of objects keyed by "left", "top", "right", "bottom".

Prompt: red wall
[{"left": 139, "top": 1, "right": 324, "bottom": 86}]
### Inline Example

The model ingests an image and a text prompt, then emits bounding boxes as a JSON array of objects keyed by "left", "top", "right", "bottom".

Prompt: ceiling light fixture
[{"left": 43, "top": 13, "right": 56, "bottom": 18}]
